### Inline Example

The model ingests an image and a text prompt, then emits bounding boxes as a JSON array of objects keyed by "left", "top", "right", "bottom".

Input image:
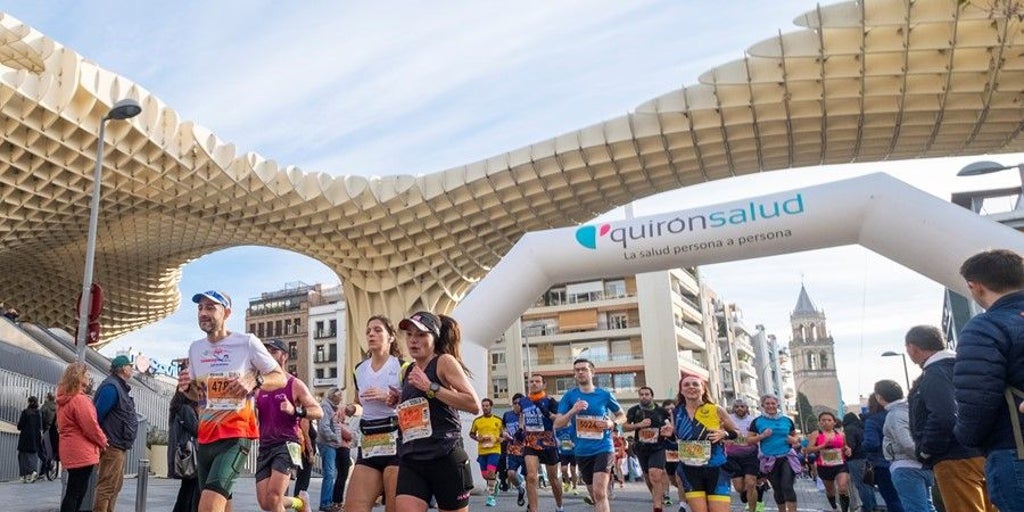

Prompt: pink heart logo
[{"left": 599, "top": 224, "right": 611, "bottom": 237}]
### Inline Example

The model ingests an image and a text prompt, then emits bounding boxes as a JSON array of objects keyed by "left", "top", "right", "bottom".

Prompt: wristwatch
[
  {"left": 254, "top": 373, "right": 264, "bottom": 391},
  {"left": 426, "top": 381, "right": 441, "bottom": 399}
]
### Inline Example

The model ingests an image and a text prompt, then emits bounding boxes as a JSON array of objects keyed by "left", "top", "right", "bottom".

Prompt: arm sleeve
[
  {"left": 607, "top": 391, "right": 622, "bottom": 413},
  {"left": 93, "top": 384, "right": 117, "bottom": 422},
  {"left": 558, "top": 393, "right": 571, "bottom": 414},
  {"left": 74, "top": 397, "right": 107, "bottom": 448}
]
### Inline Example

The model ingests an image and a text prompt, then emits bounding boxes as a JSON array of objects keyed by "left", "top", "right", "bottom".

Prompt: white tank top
[{"left": 354, "top": 356, "right": 402, "bottom": 421}]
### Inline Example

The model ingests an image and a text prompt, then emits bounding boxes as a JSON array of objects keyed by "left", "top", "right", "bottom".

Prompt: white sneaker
[{"left": 28, "top": 471, "right": 37, "bottom": 483}]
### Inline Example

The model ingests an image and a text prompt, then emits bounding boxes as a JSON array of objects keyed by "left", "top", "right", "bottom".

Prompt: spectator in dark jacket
[
  {"left": 16, "top": 396, "right": 43, "bottom": 482},
  {"left": 953, "top": 249, "right": 1024, "bottom": 511},
  {"left": 905, "top": 325, "right": 995, "bottom": 512},
  {"left": 843, "top": 412, "right": 875, "bottom": 512},
  {"left": 168, "top": 390, "right": 199, "bottom": 512},
  {"left": 862, "top": 394, "right": 903, "bottom": 512}
]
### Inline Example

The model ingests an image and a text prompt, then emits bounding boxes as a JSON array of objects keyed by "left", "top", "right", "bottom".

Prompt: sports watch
[{"left": 426, "top": 381, "right": 441, "bottom": 398}]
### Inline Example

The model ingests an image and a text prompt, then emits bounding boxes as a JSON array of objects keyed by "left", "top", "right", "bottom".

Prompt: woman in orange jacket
[{"left": 56, "top": 362, "right": 108, "bottom": 512}]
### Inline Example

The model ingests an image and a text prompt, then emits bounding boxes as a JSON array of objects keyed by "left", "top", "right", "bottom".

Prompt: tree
[{"left": 796, "top": 392, "right": 815, "bottom": 433}]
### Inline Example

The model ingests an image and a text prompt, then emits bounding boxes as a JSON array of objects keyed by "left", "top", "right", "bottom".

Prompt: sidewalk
[{"left": 0, "top": 474, "right": 836, "bottom": 511}]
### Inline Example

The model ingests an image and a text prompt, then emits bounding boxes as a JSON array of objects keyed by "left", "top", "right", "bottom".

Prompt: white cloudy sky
[{"left": 6, "top": 1, "right": 1023, "bottom": 403}]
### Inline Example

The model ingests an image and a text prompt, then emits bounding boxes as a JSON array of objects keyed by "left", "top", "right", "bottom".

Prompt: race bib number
[
  {"left": 665, "top": 449, "right": 680, "bottom": 463},
  {"left": 575, "top": 415, "right": 606, "bottom": 440},
  {"left": 820, "top": 448, "right": 844, "bottom": 466},
  {"left": 524, "top": 411, "right": 545, "bottom": 432},
  {"left": 638, "top": 427, "right": 660, "bottom": 444},
  {"left": 205, "top": 372, "right": 245, "bottom": 411},
  {"left": 678, "top": 440, "right": 712, "bottom": 466},
  {"left": 286, "top": 441, "right": 303, "bottom": 468},
  {"left": 361, "top": 431, "right": 399, "bottom": 458},
  {"left": 397, "top": 398, "right": 432, "bottom": 442},
  {"left": 479, "top": 435, "right": 497, "bottom": 449}
]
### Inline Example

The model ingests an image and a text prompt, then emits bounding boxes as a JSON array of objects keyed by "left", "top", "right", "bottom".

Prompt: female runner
[
  {"left": 804, "top": 412, "right": 851, "bottom": 512},
  {"left": 673, "top": 374, "right": 738, "bottom": 512}
]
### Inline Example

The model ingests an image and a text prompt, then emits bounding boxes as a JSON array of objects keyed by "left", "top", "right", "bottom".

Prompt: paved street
[{"left": 0, "top": 474, "right": 843, "bottom": 512}]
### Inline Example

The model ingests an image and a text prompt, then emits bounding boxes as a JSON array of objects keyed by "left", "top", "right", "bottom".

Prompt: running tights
[{"left": 768, "top": 458, "right": 797, "bottom": 505}]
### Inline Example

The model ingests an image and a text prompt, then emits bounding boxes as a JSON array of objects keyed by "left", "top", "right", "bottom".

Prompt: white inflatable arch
[{"left": 450, "top": 172, "right": 1024, "bottom": 486}]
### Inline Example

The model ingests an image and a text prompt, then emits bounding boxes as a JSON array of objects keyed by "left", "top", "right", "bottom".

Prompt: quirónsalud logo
[
  {"left": 575, "top": 224, "right": 611, "bottom": 249},
  {"left": 574, "top": 193, "right": 805, "bottom": 250}
]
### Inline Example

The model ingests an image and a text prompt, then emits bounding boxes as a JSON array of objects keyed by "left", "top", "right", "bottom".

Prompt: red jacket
[{"left": 57, "top": 391, "right": 107, "bottom": 469}]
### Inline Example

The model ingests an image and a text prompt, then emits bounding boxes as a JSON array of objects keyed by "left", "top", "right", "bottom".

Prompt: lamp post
[
  {"left": 881, "top": 351, "right": 911, "bottom": 392},
  {"left": 957, "top": 160, "right": 1024, "bottom": 210},
  {"left": 76, "top": 99, "right": 142, "bottom": 361}
]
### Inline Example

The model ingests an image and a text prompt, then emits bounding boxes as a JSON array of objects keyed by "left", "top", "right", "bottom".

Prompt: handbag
[
  {"left": 862, "top": 461, "right": 875, "bottom": 486},
  {"left": 174, "top": 437, "right": 198, "bottom": 479}
]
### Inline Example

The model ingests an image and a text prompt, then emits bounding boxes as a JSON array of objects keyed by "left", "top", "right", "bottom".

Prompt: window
[
  {"left": 315, "top": 368, "right": 324, "bottom": 379},
  {"left": 329, "top": 367, "right": 338, "bottom": 378},
  {"left": 594, "top": 373, "right": 612, "bottom": 389},
  {"left": 610, "top": 339, "right": 633, "bottom": 360},
  {"left": 492, "top": 378, "right": 509, "bottom": 397},
  {"left": 284, "top": 319, "right": 292, "bottom": 336},
  {"left": 288, "top": 342, "right": 298, "bottom": 360},
  {"left": 613, "top": 372, "right": 637, "bottom": 392},
  {"left": 490, "top": 351, "right": 506, "bottom": 369},
  {"left": 257, "top": 323, "right": 265, "bottom": 338},
  {"left": 522, "top": 345, "right": 538, "bottom": 365},
  {"left": 315, "top": 320, "right": 325, "bottom": 338},
  {"left": 249, "top": 323, "right": 255, "bottom": 333},
  {"left": 275, "top": 320, "right": 282, "bottom": 336},
  {"left": 329, "top": 319, "right": 337, "bottom": 337},
  {"left": 555, "top": 377, "right": 576, "bottom": 394},
  {"left": 328, "top": 343, "right": 337, "bottom": 362},
  {"left": 546, "top": 288, "right": 566, "bottom": 306},
  {"left": 608, "top": 312, "right": 628, "bottom": 330},
  {"left": 316, "top": 345, "right": 325, "bottom": 363},
  {"left": 573, "top": 342, "right": 609, "bottom": 362},
  {"left": 604, "top": 279, "right": 627, "bottom": 298},
  {"left": 294, "top": 318, "right": 301, "bottom": 334},
  {"left": 553, "top": 344, "right": 572, "bottom": 364}
]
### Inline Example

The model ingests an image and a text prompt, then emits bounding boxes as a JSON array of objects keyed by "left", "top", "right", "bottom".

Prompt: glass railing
[
  {"left": 678, "top": 354, "right": 708, "bottom": 370},
  {"left": 534, "top": 352, "right": 642, "bottom": 366}
]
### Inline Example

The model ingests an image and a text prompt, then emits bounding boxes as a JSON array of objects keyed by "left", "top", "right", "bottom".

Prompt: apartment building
[
  {"left": 488, "top": 268, "right": 715, "bottom": 409},
  {"left": 245, "top": 282, "right": 321, "bottom": 388},
  {"left": 714, "top": 300, "right": 761, "bottom": 407},
  {"left": 308, "top": 284, "right": 346, "bottom": 396}
]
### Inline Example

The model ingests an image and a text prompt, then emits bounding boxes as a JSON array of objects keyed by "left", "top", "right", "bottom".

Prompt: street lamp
[
  {"left": 957, "top": 161, "right": 1024, "bottom": 210},
  {"left": 881, "top": 351, "right": 911, "bottom": 392},
  {"left": 76, "top": 99, "right": 142, "bottom": 361}
]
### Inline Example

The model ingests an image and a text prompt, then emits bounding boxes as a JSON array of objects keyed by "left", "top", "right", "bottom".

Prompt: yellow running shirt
[{"left": 471, "top": 415, "right": 504, "bottom": 455}]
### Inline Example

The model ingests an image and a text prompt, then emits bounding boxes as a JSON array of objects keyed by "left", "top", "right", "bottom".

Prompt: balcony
[
  {"left": 678, "top": 354, "right": 710, "bottom": 380},
  {"left": 674, "top": 319, "right": 705, "bottom": 351},
  {"left": 527, "top": 292, "right": 638, "bottom": 315},
  {"left": 738, "top": 360, "right": 757, "bottom": 378},
  {"left": 672, "top": 270, "right": 700, "bottom": 296},
  {"left": 735, "top": 338, "right": 755, "bottom": 356},
  {"left": 675, "top": 294, "right": 703, "bottom": 323},
  {"left": 530, "top": 352, "right": 643, "bottom": 372},
  {"left": 522, "top": 325, "right": 642, "bottom": 344},
  {"left": 314, "top": 330, "right": 337, "bottom": 339}
]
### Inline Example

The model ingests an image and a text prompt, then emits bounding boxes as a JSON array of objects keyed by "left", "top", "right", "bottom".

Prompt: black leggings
[
  {"left": 61, "top": 466, "right": 95, "bottom": 512},
  {"left": 333, "top": 447, "right": 352, "bottom": 503},
  {"left": 768, "top": 457, "right": 797, "bottom": 505},
  {"left": 293, "top": 460, "right": 312, "bottom": 496}
]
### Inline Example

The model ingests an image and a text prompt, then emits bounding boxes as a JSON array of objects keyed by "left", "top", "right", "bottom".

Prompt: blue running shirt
[{"left": 557, "top": 387, "right": 621, "bottom": 457}]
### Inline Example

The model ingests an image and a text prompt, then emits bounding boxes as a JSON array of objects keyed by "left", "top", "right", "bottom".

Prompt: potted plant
[{"left": 146, "top": 426, "right": 169, "bottom": 478}]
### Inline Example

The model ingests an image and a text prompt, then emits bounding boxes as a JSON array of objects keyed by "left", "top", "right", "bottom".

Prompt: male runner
[
  {"left": 519, "top": 374, "right": 565, "bottom": 512},
  {"left": 624, "top": 386, "right": 672, "bottom": 512},
  {"left": 554, "top": 358, "right": 626, "bottom": 512},
  {"left": 725, "top": 398, "right": 765, "bottom": 512},
  {"left": 178, "top": 290, "right": 288, "bottom": 512},
  {"left": 503, "top": 393, "right": 527, "bottom": 506},
  {"left": 470, "top": 398, "right": 504, "bottom": 507},
  {"left": 255, "top": 339, "right": 323, "bottom": 512}
]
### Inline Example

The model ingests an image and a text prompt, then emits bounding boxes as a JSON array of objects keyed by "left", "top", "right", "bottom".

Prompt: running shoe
[
  {"left": 663, "top": 495, "right": 672, "bottom": 505},
  {"left": 517, "top": 485, "right": 526, "bottom": 506},
  {"left": 755, "top": 502, "right": 765, "bottom": 512},
  {"left": 582, "top": 496, "right": 595, "bottom": 505},
  {"left": 485, "top": 495, "right": 496, "bottom": 507},
  {"left": 298, "top": 491, "right": 311, "bottom": 512},
  {"left": 678, "top": 503, "right": 687, "bottom": 512}
]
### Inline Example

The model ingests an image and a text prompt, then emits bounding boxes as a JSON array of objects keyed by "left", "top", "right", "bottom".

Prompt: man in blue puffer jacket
[{"left": 953, "top": 249, "right": 1024, "bottom": 512}]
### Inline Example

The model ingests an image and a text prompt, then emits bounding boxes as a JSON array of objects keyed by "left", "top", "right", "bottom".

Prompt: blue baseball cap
[{"left": 192, "top": 290, "right": 232, "bottom": 309}]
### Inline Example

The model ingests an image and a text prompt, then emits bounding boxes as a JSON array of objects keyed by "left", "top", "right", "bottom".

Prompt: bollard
[{"left": 135, "top": 459, "right": 150, "bottom": 512}]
